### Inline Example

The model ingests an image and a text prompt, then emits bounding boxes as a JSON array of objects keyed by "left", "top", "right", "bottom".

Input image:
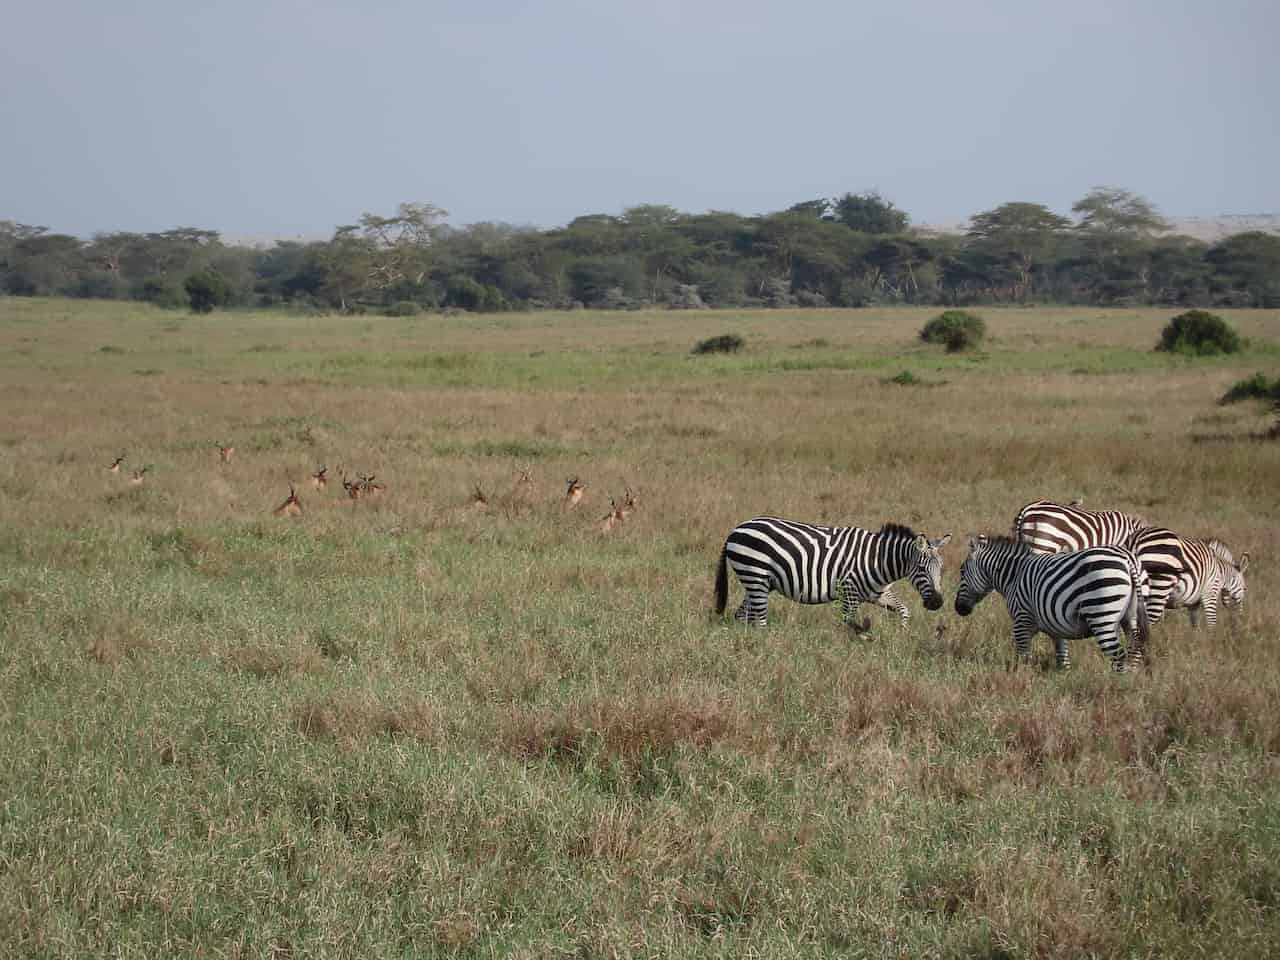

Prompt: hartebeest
[
  {"left": 564, "top": 476, "right": 585, "bottom": 509},
  {"left": 274, "top": 485, "right": 303, "bottom": 517},
  {"left": 217, "top": 443, "right": 235, "bottom": 465},
  {"left": 311, "top": 465, "right": 328, "bottom": 490},
  {"left": 108, "top": 454, "right": 126, "bottom": 474}
]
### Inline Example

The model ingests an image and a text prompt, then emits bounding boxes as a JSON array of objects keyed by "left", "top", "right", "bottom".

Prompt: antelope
[
  {"left": 359, "top": 473, "right": 385, "bottom": 498},
  {"left": 274, "top": 485, "right": 303, "bottom": 517},
  {"left": 599, "top": 497, "right": 626, "bottom": 534},
  {"left": 217, "top": 443, "right": 235, "bottom": 465},
  {"left": 129, "top": 466, "right": 148, "bottom": 486},
  {"left": 341, "top": 472, "right": 363, "bottom": 501},
  {"left": 108, "top": 454, "right": 126, "bottom": 474},
  {"left": 564, "top": 476, "right": 585, "bottom": 509},
  {"left": 619, "top": 486, "right": 637, "bottom": 518},
  {"left": 311, "top": 465, "right": 328, "bottom": 490},
  {"left": 514, "top": 469, "right": 533, "bottom": 490},
  {"left": 472, "top": 483, "right": 489, "bottom": 511}
]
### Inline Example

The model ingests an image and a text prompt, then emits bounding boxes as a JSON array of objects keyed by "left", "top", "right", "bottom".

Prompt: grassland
[{"left": 1, "top": 298, "right": 1279, "bottom": 958}]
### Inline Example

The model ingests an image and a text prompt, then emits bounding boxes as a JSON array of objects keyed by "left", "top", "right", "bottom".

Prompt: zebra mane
[
  {"left": 976, "top": 534, "right": 1036, "bottom": 556},
  {"left": 1206, "top": 539, "right": 1234, "bottom": 563},
  {"left": 878, "top": 522, "right": 918, "bottom": 542}
]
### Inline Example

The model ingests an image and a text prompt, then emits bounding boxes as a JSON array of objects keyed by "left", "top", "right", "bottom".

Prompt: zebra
[
  {"left": 954, "top": 534, "right": 1150, "bottom": 670},
  {"left": 1124, "top": 527, "right": 1249, "bottom": 627},
  {"left": 1013, "top": 498, "right": 1148, "bottom": 555},
  {"left": 713, "top": 518, "right": 951, "bottom": 630}
]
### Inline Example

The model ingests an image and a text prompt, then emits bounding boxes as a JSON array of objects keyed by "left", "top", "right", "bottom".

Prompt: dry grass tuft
[
  {"left": 294, "top": 692, "right": 445, "bottom": 746},
  {"left": 85, "top": 614, "right": 152, "bottom": 664},
  {"left": 501, "top": 693, "right": 736, "bottom": 767},
  {"left": 225, "top": 643, "right": 324, "bottom": 677}
]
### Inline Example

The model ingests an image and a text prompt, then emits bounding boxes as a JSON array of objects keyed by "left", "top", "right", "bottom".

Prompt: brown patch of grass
[
  {"left": 500, "top": 692, "right": 736, "bottom": 766},
  {"left": 225, "top": 643, "right": 324, "bottom": 677},
  {"left": 836, "top": 671, "right": 965, "bottom": 743},
  {"left": 294, "top": 692, "right": 445, "bottom": 746},
  {"left": 85, "top": 614, "right": 152, "bottom": 664}
]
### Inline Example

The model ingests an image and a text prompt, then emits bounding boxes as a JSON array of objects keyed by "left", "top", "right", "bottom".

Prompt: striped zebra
[
  {"left": 1013, "top": 499, "right": 1147, "bottom": 555},
  {"left": 954, "top": 535, "right": 1150, "bottom": 670},
  {"left": 1124, "top": 527, "right": 1249, "bottom": 627},
  {"left": 713, "top": 518, "right": 951, "bottom": 629}
]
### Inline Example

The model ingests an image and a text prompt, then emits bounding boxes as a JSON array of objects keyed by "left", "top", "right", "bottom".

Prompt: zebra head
[
  {"left": 955, "top": 535, "right": 996, "bottom": 616},
  {"left": 908, "top": 532, "right": 952, "bottom": 611},
  {"left": 1220, "top": 552, "right": 1249, "bottom": 608}
]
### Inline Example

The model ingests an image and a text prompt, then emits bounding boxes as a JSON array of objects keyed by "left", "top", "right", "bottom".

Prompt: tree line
[{"left": 2, "top": 188, "right": 1278, "bottom": 313}]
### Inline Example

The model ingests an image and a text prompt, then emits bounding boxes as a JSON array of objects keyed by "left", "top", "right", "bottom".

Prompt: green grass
[{"left": 1, "top": 297, "right": 1279, "bottom": 957}]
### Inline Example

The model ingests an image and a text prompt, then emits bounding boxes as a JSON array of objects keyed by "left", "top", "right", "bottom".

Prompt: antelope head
[
  {"left": 217, "top": 443, "right": 235, "bottom": 464},
  {"left": 108, "top": 454, "right": 126, "bottom": 473},
  {"left": 472, "top": 483, "right": 489, "bottom": 510},
  {"left": 620, "top": 485, "right": 637, "bottom": 517},
  {"left": 311, "top": 465, "right": 328, "bottom": 489},
  {"left": 129, "top": 466, "right": 148, "bottom": 486}
]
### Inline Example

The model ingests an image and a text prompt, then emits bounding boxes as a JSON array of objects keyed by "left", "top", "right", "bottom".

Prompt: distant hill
[{"left": 915, "top": 213, "right": 1280, "bottom": 243}]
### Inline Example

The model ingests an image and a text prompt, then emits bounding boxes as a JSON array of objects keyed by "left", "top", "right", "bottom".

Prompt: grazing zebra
[
  {"left": 1013, "top": 499, "right": 1147, "bottom": 555},
  {"left": 954, "top": 535, "right": 1150, "bottom": 670},
  {"left": 713, "top": 518, "right": 951, "bottom": 629},
  {"left": 1125, "top": 527, "right": 1249, "bottom": 627}
]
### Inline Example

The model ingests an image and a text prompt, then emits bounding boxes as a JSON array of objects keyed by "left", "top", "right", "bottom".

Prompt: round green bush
[
  {"left": 920, "top": 310, "right": 985, "bottom": 353},
  {"left": 692, "top": 333, "right": 745, "bottom": 355},
  {"left": 1156, "top": 310, "right": 1242, "bottom": 356},
  {"left": 385, "top": 300, "right": 422, "bottom": 317}
]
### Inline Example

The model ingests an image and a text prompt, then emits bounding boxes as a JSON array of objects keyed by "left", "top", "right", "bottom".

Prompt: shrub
[
  {"left": 920, "top": 310, "right": 985, "bottom": 352},
  {"left": 183, "top": 270, "right": 231, "bottom": 314},
  {"left": 1220, "top": 372, "right": 1280, "bottom": 405},
  {"left": 1156, "top": 310, "right": 1243, "bottom": 356},
  {"left": 887, "top": 370, "right": 919, "bottom": 385},
  {"left": 385, "top": 300, "right": 421, "bottom": 317},
  {"left": 692, "top": 334, "right": 745, "bottom": 355}
]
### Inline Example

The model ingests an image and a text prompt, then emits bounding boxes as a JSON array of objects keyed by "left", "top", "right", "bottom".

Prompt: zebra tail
[{"left": 714, "top": 546, "right": 729, "bottom": 616}]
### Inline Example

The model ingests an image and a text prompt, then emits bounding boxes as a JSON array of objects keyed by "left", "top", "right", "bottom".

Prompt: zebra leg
[
  {"left": 1187, "top": 603, "right": 1202, "bottom": 628},
  {"left": 736, "top": 580, "right": 770, "bottom": 627},
  {"left": 1053, "top": 636, "right": 1071, "bottom": 670},
  {"left": 839, "top": 584, "right": 871, "bottom": 634},
  {"left": 1011, "top": 617, "right": 1037, "bottom": 666},
  {"left": 871, "top": 586, "right": 910, "bottom": 628},
  {"left": 1202, "top": 593, "right": 1220, "bottom": 628},
  {"left": 1085, "top": 616, "right": 1126, "bottom": 672}
]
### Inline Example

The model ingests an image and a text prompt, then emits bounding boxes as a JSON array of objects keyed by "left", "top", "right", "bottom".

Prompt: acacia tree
[
  {"left": 356, "top": 202, "right": 448, "bottom": 296},
  {"left": 966, "top": 202, "right": 1070, "bottom": 300},
  {"left": 832, "top": 191, "right": 909, "bottom": 234},
  {"left": 1071, "top": 187, "right": 1168, "bottom": 302}
]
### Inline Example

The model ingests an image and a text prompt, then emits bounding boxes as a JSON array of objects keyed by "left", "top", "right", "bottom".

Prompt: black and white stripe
[
  {"left": 1013, "top": 499, "right": 1147, "bottom": 555},
  {"left": 954, "top": 535, "right": 1150, "bottom": 670},
  {"left": 714, "top": 518, "right": 951, "bottom": 629},
  {"left": 1124, "top": 527, "right": 1249, "bottom": 627}
]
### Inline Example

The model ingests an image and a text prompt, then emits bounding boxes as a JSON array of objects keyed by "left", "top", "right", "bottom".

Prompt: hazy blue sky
[{"left": 2, "top": 0, "right": 1276, "bottom": 237}]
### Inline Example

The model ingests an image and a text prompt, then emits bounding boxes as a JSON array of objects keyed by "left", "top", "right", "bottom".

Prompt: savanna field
[{"left": 2, "top": 298, "right": 1280, "bottom": 958}]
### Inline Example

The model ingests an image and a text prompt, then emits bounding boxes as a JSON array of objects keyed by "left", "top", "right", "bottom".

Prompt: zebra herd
[{"left": 714, "top": 499, "right": 1250, "bottom": 671}]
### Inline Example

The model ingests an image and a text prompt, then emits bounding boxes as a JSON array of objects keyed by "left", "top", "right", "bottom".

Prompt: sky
[{"left": 2, "top": 0, "right": 1277, "bottom": 238}]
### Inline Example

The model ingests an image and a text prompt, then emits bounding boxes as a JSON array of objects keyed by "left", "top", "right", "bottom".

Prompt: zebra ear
[
  {"left": 913, "top": 533, "right": 928, "bottom": 552},
  {"left": 1238, "top": 553, "right": 1249, "bottom": 574},
  {"left": 931, "top": 534, "right": 952, "bottom": 549}
]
